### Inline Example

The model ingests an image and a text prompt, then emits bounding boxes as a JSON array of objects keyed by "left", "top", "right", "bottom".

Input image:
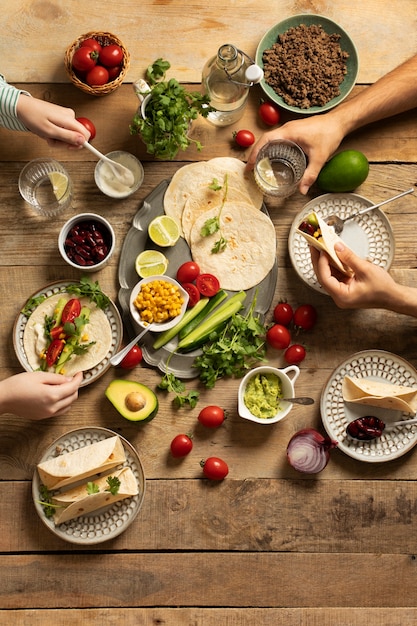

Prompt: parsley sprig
[
  {"left": 158, "top": 372, "right": 199, "bottom": 408},
  {"left": 65, "top": 276, "right": 110, "bottom": 310},
  {"left": 200, "top": 176, "right": 229, "bottom": 253}
]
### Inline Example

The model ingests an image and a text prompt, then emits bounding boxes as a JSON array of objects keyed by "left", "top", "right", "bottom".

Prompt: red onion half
[{"left": 287, "top": 428, "right": 338, "bottom": 474}]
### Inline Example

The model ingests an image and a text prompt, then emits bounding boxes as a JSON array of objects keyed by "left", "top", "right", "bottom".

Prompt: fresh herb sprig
[
  {"left": 130, "top": 58, "right": 212, "bottom": 160},
  {"left": 194, "top": 295, "right": 267, "bottom": 388},
  {"left": 65, "top": 276, "right": 110, "bottom": 309},
  {"left": 200, "top": 175, "right": 229, "bottom": 253},
  {"left": 158, "top": 372, "right": 199, "bottom": 408}
]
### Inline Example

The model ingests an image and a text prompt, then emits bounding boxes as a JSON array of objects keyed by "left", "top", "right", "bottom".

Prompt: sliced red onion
[{"left": 287, "top": 428, "right": 338, "bottom": 474}]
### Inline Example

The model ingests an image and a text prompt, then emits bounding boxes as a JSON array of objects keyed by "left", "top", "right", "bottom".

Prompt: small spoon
[
  {"left": 326, "top": 188, "right": 414, "bottom": 234},
  {"left": 346, "top": 415, "right": 417, "bottom": 441},
  {"left": 280, "top": 396, "right": 314, "bottom": 405},
  {"left": 83, "top": 141, "right": 135, "bottom": 187},
  {"left": 110, "top": 326, "right": 152, "bottom": 366}
]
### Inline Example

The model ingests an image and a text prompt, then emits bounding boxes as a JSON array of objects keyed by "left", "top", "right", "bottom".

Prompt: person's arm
[
  {"left": 311, "top": 243, "right": 417, "bottom": 318},
  {"left": 246, "top": 54, "right": 417, "bottom": 194},
  {"left": 0, "top": 371, "right": 83, "bottom": 420}
]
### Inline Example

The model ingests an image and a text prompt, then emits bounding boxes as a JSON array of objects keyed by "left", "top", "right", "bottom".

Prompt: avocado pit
[{"left": 125, "top": 391, "right": 146, "bottom": 412}]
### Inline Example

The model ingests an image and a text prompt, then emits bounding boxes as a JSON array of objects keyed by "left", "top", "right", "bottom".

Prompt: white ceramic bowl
[
  {"left": 129, "top": 275, "right": 189, "bottom": 332},
  {"left": 94, "top": 151, "right": 144, "bottom": 199},
  {"left": 58, "top": 212, "right": 115, "bottom": 272},
  {"left": 238, "top": 365, "right": 300, "bottom": 424}
]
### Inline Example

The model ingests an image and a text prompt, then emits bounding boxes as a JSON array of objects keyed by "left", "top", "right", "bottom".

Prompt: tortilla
[
  {"left": 52, "top": 466, "right": 138, "bottom": 525},
  {"left": 23, "top": 293, "right": 113, "bottom": 376},
  {"left": 342, "top": 376, "right": 417, "bottom": 414},
  {"left": 189, "top": 202, "right": 276, "bottom": 291},
  {"left": 164, "top": 157, "right": 263, "bottom": 235},
  {"left": 37, "top": 436, "right": 126, "bottom": 490},
  {"left": 298, "top": 211, "right": 353, "bottom": 276}
]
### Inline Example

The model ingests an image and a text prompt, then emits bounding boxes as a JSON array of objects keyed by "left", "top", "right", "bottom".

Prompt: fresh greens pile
[{"left": 130, "top": 58, "right": 212, "bottom": 160}]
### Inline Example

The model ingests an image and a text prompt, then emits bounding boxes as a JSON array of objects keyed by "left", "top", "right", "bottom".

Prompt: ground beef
[{"left": 262, "top": 24, "right": 349, "bottom": 108}]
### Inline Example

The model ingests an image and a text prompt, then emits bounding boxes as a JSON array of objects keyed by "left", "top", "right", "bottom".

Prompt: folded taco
[
  {"left": 37, "top": 435, "right": 126, "bottom": 490},
  {"left": 52, "top": 466, "right": 138, "bottom": 525},
  {"left": 23, "top": 293, "right": 113, "bottom": 376},
  {"left": 298, "top": 211, "right": 353, "bottom": 276},
  {"left": 342, "top": 376, "right": 417, "bottom": 414}
]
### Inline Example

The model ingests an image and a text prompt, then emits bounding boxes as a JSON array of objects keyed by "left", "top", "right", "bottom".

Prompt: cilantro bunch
[{"left": 130, "top": 58, "right": 212, "bottom": 160}]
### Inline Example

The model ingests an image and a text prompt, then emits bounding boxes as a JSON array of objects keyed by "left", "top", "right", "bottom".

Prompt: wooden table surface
[{"left": 1, "top": 1, "right": 417, "bottom": 624}]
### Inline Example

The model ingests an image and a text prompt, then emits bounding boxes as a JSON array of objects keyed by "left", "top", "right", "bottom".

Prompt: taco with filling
[
  {"left": 23, "top": 292, "right": 113, "bottom": 376},
  {"left": 342, "top": 376, "right": 417, "bottom": 414},
  {"left": 298, "top": 211, "right": 353, "bottom": 276}
]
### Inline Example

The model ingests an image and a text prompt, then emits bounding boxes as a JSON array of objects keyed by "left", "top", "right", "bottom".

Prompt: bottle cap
[{"left": 245, "top": 64, "right": 264, "bottom": 84}]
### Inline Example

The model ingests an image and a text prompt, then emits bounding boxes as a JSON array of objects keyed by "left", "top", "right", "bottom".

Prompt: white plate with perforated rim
[
  {"left": 321, "top": 350, "right": 417, "bottom": 463},
  {"left": 289, "top": 193, "right": 395, "bottom": 293}
]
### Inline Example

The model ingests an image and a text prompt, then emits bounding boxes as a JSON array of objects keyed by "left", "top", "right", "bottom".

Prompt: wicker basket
[{"left": 64, "top": 31, "right": 130, "bottom": 96}]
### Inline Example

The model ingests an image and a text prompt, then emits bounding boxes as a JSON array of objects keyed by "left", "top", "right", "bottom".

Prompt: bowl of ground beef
[{"left": 255, "top": 14, "right": 359, "bottom": 114}]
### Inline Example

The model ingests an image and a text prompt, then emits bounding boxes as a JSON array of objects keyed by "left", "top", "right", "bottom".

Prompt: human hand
[
  {"left": 245, "top": 113, "right": 345, "bottom": 194},
  {"left": 16, "top": 95, "right": 90, "bottom": 148},
  {"left": 310, "top": 242, "right": 399, "bottom": 309},
  {"left": 0, "top": 371, "right": 83, "bottom": 420}
]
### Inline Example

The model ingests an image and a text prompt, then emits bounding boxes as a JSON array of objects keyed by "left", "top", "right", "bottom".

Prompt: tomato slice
[
  {"left": 45, "top": 339, "right": 65, "bottom": 367},
  {"left": 196, "top": 274, "right": 220, "bottom": 297},
  {"left": 61, "top": 299, "right": 82, "bottom": 324},
  {"left": 50, "top": 325, "right": 65, "bottom": 340},
  {"left": 182, "top": 283, "right": 200, "bottom": 308}
]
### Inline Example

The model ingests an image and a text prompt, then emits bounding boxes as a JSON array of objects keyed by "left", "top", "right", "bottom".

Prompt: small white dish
[
  {"left": 129, "top": 275, "right": 189, "bottom": 332},
  {"left": 95, "top": 150, "right": 144, "bottom": 199},
  {"left": 58, "top": 212, "right": 115, "bottom": 272},
  {"left": 238, "top": 365, "right": 300, "bottom": 424}
]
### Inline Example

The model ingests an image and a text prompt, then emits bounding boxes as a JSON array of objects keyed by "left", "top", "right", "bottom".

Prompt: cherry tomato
[
  {"left": 196, "top": 273, "right": 220, "bottom": 297},
  {"left": 182, "top": 283, "right": 201, "bottom": 308},
  {"left": 45, "top": 339, "right": 65, "bottom": 367},
  {"left": 259, "top": 101, "right": 281, "bottom": 126},
  {"left": 170, "top": 434, "right": 193, "bottom": 458},
  {"left": 234, "top": 129, "right": 255, "bottom": 148},
  {"left": 107, "top": 65, "right": 122, "bottom": 81},
  {"left": 198, "top": 405, "right": 226, "bottom": 428},
  {"left": 119, "top": 345, "right": 143, "bottom": 369},
  {"left": 284, "top": 344, "right": 306, "bottom": 365},
  {"left": 176, "top": 261, "right": 200, "bottom": 284},
  {"left": 293, "top": 304, "right": 317, "bottom": 331},
  {"left": 99, "top": 44, "right": 124, "bottom": 68},
  {"left": 266, "top": 324, "right": 291, "bottom": 350},
  {"left": 61, "top": 298, "right": 82, "bottom": 324},
  {"left": 273, "top": 302, "right": 293, "bottom": 327},
  {"left": 80, "top": 38, "right": 102, "bottom": 53},
  {"left": 72, "top": 46, "right": 98, "bottom": 72},
  {"left": 86, "top": 65, "right": 109, "bottom": 86},
  {"left": 76, "top": 117, "right": 96, "bottom": 141},
  {"left": 201, "top": 457, "right": 229, "bottom": 480}
]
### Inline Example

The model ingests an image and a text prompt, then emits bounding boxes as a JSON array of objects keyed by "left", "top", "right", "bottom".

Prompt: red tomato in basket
[
  {"left": 72, "top": 47, "right": 98, "bottom": 72},
  {"left": 99, "top": 44, "right": 124, "bottom": 67},
  {"left": 80, "top": 38, "right": 102, "bottom": 53},
  {"left": 86, "top": 65, "right": 109, "bottom": 86}
]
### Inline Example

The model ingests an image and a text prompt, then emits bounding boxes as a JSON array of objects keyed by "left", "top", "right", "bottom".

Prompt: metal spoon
[
  {"left": 110, "top": 326, "right": 151, "bottom": 366},
  {"left": 83, "top": 141, "right": 135, "bottom": 187},
  {"left": 346, "top": 415, "right": 417, "bottom": 441},
  {"left": 326, "top": 188, "right": 414, "bottom": 234},
  {"left": 280, "top": 396, "right": 314, "bottom": 405}
]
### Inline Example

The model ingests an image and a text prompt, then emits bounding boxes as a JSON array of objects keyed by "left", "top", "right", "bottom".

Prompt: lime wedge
[
  {"left": 135, "top": 250, "right": 168, "bottom": 278},
  {"left": 148, "top": 215, "right": 181, "bottom": 247},
  {"left": 48, "top": 171, "right": 69, "bottom": 202},
  {"left": 257, "top": 157, "right": 278, "bottom": 185}
]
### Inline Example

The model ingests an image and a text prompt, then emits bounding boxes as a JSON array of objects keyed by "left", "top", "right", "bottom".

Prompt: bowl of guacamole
[{"left": 238, "top": 365, "right": 300, "bottom": 424}]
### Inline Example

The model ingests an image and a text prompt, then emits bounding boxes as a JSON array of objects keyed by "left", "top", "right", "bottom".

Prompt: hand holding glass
[{"left": 254, "top": 140, "right": 306, "bottom": 197}]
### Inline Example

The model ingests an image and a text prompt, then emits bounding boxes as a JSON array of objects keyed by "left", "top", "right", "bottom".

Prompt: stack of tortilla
[
  {"left": 163, "top": 157, "right": 276, "bottom": 291},
  {"left": 342, "top": 376, "right": 417, "bottom": 414}
]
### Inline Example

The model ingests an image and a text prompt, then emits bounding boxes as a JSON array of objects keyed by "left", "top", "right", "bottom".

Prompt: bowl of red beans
[{"left": 58, "top": 213, "right": 115, "bottom": 272}]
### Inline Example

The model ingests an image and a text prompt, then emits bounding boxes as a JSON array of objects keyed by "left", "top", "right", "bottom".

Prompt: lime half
[
  {"left": 135, "top": 250, "right": 168, "bottom": 278},
  {"left": 48, "top": 171, "right": 69, "bottom": 202},
  {"left": 148, "top": 215, "right": 181, "bottom": 247}
]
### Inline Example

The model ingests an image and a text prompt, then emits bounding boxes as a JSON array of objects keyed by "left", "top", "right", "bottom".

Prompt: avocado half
[{"left": 105, "top": 380, "right": 158, "bottom": 422}]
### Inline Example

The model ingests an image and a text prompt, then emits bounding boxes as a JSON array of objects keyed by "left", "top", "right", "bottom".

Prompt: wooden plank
[{"left": 1, "top": 1, "right": 415, "bottom": 84}]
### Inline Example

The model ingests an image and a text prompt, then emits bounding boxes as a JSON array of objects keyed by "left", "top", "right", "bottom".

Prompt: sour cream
[{"left": 95, "top": 151, "right": 144, "bottom": 199}]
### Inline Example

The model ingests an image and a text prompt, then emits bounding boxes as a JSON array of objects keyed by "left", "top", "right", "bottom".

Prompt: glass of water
[
  {"left": 18, "top": 158, "right": 73, "bottom": 216},
  {"left": 254, "top": 140, "right": 306, "bottom": 197}
]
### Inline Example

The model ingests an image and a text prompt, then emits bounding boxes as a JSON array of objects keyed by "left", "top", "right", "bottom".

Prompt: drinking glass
[
  {"left": 18, "top": 158, "right": 73, "bottom": 216},
  {"left": 254, "top": 140, "right": 306, "bottom": 197}
]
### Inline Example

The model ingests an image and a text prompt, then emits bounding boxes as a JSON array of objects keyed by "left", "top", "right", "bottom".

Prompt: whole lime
[{"left": 317, "top": 149, "right": 369, "bottom": 192}]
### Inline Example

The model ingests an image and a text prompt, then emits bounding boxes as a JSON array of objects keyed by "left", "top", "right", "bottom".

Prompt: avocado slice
[{"left": 105, "top": 380, "right": 158, "bottom": 422}]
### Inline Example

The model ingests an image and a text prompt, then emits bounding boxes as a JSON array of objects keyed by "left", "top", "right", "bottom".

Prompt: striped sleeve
[{"left": 0, "top": 73, "right": 31, "bottom": 131}]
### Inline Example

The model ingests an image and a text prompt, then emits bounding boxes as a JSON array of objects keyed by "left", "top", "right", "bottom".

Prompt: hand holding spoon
[
  {"left": 83, "top": 141, "right": 135, "bottom": 187},
  {"left": 347, "top": 415, "right": 417, "bottom": 441}
]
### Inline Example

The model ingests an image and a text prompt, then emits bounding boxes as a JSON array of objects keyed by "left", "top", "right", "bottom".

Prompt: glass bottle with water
[{"left": 202, "top": 44, "right": 263, "bottom": 126}]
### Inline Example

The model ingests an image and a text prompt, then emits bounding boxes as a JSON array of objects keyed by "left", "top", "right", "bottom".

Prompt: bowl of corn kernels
[{"left": 129, "top": 275, "right": 189, "bottom": 332}]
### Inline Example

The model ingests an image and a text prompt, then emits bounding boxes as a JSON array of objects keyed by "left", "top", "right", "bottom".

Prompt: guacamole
[{"left": 244, "top": 372, "right": 282, "bottom": 419}]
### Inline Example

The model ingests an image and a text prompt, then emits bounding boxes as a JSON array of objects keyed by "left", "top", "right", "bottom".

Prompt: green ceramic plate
[{"left": 255, "top": 14, "right": 359, "bottom": 115}]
